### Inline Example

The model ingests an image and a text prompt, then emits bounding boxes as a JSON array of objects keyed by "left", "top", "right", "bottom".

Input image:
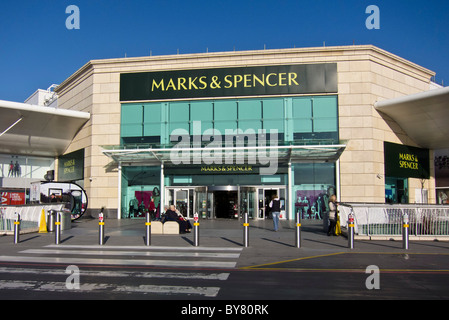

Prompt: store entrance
[
  {"left": 165, "top": 185, "right": 286, "bottom": 220},
  {"left": 214, "top": 191, "right": 238, "bottom": 219},
  {"left": 260, "top": 189, "right": 278, "bottom": 219}
]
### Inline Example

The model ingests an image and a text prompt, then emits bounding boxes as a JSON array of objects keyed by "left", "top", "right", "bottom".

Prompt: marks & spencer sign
[
  {"left": 120, "top": 63, "right": 337, "bottom": 101},
  {"left": 384, "top": 142, "right": 430, "bottom": 179}
]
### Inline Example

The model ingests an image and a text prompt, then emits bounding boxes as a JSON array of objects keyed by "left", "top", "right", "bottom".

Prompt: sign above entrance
[
  {"left": 120, "top": 63, "right": 337, "bottom": 101},
  {"left": 384, "top": 142, "right": 430, "bottom": 179}
]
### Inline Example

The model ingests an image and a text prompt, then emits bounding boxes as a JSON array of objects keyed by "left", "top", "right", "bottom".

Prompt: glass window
[
  {"left": 313, "top": 96, "right": 338, "bottom": 132},
  {"left": 238, "top": 100, "right": 261, "bottom": 120},
  {"left": 169, "top": 102, "right": 190, "bottom": 135},
  {"left": 214, "top": 100, "right": 237, "bottom": 121},
  {"left": 215, "top": 120, "right": 238, "bottom": 134},
  {"left": 262, "top": 99, "right": 284, "bottom": 119},
  {"left": 121, "top": 104, "right": 143, "bottom": 138},
  {"left": 263, "top": 119, "right": 284, "bottom": 133},
  {"left": 122, "top": 104, "right": 143, "bottom": 124},
  {"left": 291, "top": 96, "right": 338, "bottom": 143},
  {"left": 121, "top": 166, "right": 161, "bottom": 219},
  {"left": 292, "top": 163, "right": 336, "bottom": 220},
  {"left": 191, "top": 101, "right": 213, "bottom": 134},
  {"left": 169, "top": 102, "right": 190, "bottom": 122},
  {"left": 385, "top": 177, "right": 408, "bottom": 204},
  {"left": 191, "top": 101, "right": 212, "bottom": 121},
  {"left": 239, "top": 120, "right": 262, "bottom": 132},
  {"left": 120, "top": 95, "right": 338, "bottom": 147}
]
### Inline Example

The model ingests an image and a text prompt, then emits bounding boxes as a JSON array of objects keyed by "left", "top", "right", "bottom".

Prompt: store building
[
  {"left": 0, "top": 89, "right": 90, "bottom": 208},
  {"left": 37, "top": 45, "right": 446, "bottom": 219}
]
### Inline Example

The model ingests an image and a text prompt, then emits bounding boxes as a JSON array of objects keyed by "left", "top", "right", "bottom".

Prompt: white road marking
[
  {"left": 45, "top": 244, "right": 243, "bottom": 251},
  {"left": 0, "top": 266, "right": 230, "bottom": 281},
  {"left": 20, "top": 248, "right": 240, "bottom": 259},
  {"left": 0, "top": 280, "right": 220, "bottom": 297},
  {"left": 0, "top": 255, "right": 237, "bottom": 268}
]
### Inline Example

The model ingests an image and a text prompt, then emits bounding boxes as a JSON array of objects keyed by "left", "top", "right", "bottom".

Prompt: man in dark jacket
[
  {"left": 269, "top": 195, "right": 281, "bottom": 231},
  {"left": 164, "top": 205, "right": 191, "bottom": 233}
]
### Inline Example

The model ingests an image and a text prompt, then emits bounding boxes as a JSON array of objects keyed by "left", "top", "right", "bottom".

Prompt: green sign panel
[
  {"left": 120, "top": 63, "right": 337, "bottom": 101},
  {"left": 58, "top": 149, "right": 85, "bottom": 182},
  {"left": 384, "top": 142, "right": 429, "bottom": 179}
]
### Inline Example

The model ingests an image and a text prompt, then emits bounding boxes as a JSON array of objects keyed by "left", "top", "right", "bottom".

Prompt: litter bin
[{"left": 47, "top": 210, "right": 56, "bottom": 232}]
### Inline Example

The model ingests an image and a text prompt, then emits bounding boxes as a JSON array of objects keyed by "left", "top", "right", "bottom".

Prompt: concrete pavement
[{"left": 2, "top": 217, "right": 449, "bottom": 271}]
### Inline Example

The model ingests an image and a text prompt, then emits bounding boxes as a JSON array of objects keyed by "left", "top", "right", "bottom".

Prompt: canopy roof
[
  {"left": 102, "top": 143, "right": 347, "bottom": 166},
  {"left": 375, "top": 86, "right": 449, "bottom": 150},
  {"left": 0, "top": 100, "right": 90, "bottom": 156}
]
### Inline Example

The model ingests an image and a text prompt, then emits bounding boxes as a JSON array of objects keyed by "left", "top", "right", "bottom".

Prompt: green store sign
[
  {"left": 58, "top": 149, "right": 85, "bottom": 182},
  {"left": 384, "top": 142, "right": 430, "bottom": 179},
  {"left": 120, "top": 63, "right": 337, "bottom": 101}
]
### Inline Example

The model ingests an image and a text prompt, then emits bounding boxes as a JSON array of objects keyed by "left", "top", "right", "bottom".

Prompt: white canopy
[
  {"left": 0, "top": 100, "right": 90, "bottom": 156},
  {"left": 375, "top": 86, "right": 449, "bottom": 150}
]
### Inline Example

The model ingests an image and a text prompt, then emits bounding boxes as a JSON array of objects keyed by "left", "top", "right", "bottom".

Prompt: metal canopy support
[
  {"left": 117, "top": 162, "right": 122, "bottom": 219},
  {"left": 160, "top": 162, "right": 165, "bottom": 214},
  {"left": 288, "top": 160, "right": 293, "bottom": 220}
]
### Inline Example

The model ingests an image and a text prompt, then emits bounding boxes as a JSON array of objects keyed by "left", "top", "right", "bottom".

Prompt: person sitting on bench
[{"left": 164, "top": 205, "right": 192, "bottom": 234}]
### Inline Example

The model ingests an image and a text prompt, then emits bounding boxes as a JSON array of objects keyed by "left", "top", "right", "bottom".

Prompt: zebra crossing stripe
[
  {"left": 45, "top": 244, "right": 243, "bottom": 252},
  {"left": 0, "top": 255, "right": 237, "bottom": 268},
  {"left": 20, "top": 249, "right": 240, "bottom": 259},
  {"left": 0, "top": 280, "right": 220, "bottom": 297},
  {"left": 0, "top": 267, "right": 230, "bottom": 281}
]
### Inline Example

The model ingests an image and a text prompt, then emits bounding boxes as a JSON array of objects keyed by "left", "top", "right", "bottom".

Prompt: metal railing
[
  {"left": 338, "top": 203, "right": 449, "bottom": 237},
  {"left": 0, "top": 209, "right": 37, "bottom": 234},
  {"left": 0, "top": 204, "right": 65, "bottom": 235}
]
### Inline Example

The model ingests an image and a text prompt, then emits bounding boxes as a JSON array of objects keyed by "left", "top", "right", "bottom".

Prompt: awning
[
  {"left": 102, "top": 143, "right": 346, "bottom": 166},
  {"left": 374, "top": 86, "right": 449, "bottom": 150},
  {"left": 0, "top": 100, "right": 90, "bottom": 156}
]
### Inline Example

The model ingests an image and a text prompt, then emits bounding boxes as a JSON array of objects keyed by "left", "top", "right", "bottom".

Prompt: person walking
[
  {"left": 327, "top": 195, "right": 338, "bottom": 236},
  {"left": 269, "top": 194, "right": 281, "bottom": 232}
]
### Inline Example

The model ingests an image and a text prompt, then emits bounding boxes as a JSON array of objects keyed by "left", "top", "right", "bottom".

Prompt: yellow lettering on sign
[
  {"left": 224, "top": 75, "right": 233, "bottom": 88},
  {"left": 189, "top": 77, "right": 198, "bottom": 90},
  {"left": 278, "top": 73, "right": 287, "bottom": 86},
  {"left": 178, "top": 77, "right": 187, "bottom": 90},
  {"left": 166, "top": 78, "right": 176, "bottom": 91},
  {"left": 150, "top": 72, "right": 300, "bottom": 92},
  {"left": 233, "top": 75, "right": 243, "bottom": 88},
  {"left": 199, "top": 76, "right": 207, "bottom": 90},
  {"left": 266, "top": 73, "right": 277, "bottom": 86},
  {"left": 152, "top": 79, "right": 164, "bottom": 91},
  {"left": 289, "top": 72, "right": 299, "bottom": 85},
  {"left": 253, "top": 74, "right": 264, "bottom": 87},
  {"left": 398, "top": 152, "right": 419, "bottom": 170}
]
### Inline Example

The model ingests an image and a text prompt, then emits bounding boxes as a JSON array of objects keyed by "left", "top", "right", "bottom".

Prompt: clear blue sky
[{"left": 0, "top": 0, "right": 448, "bottom": 102}]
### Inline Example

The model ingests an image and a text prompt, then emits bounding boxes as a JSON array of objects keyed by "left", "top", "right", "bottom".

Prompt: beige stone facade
[{"left": 55, "top": 45, "right": 436, "bottom": 216}]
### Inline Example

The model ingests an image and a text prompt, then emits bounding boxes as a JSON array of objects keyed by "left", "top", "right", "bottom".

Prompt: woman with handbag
[{"left": 327, "top": 195, "right": 338, "bottom": 236}]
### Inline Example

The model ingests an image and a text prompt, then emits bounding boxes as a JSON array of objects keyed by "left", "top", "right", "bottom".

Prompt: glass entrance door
[
  {"left": 257, "top": 187, "right": 287, "bottom": 220},
  {"left": 239, "top": 187, "right": 256, "bottom": 219},
  {"left": 167, "top": 188, "right": 194, "bottom": 219},
  {"left": 195, "top": 187, "right": 208, "bottom": 219}
]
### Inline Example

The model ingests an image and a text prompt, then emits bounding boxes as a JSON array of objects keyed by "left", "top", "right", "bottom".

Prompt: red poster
[
  {"left": 1, "top": 193, "right": 7, "bottom": 205},
  {"left": 0, "top": 192, "right": 25, "bottom": 205}
]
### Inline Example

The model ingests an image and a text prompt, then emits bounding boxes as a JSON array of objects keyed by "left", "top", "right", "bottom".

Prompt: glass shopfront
[
  {"left": 117, "top": 65, "right": 341, "bottom": 220},
  {"left": 119, "top": 162, "right": 336, "bottom": 221},
  {"left": 0, "top": 154, "right": 55, "bottom": 205}
]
